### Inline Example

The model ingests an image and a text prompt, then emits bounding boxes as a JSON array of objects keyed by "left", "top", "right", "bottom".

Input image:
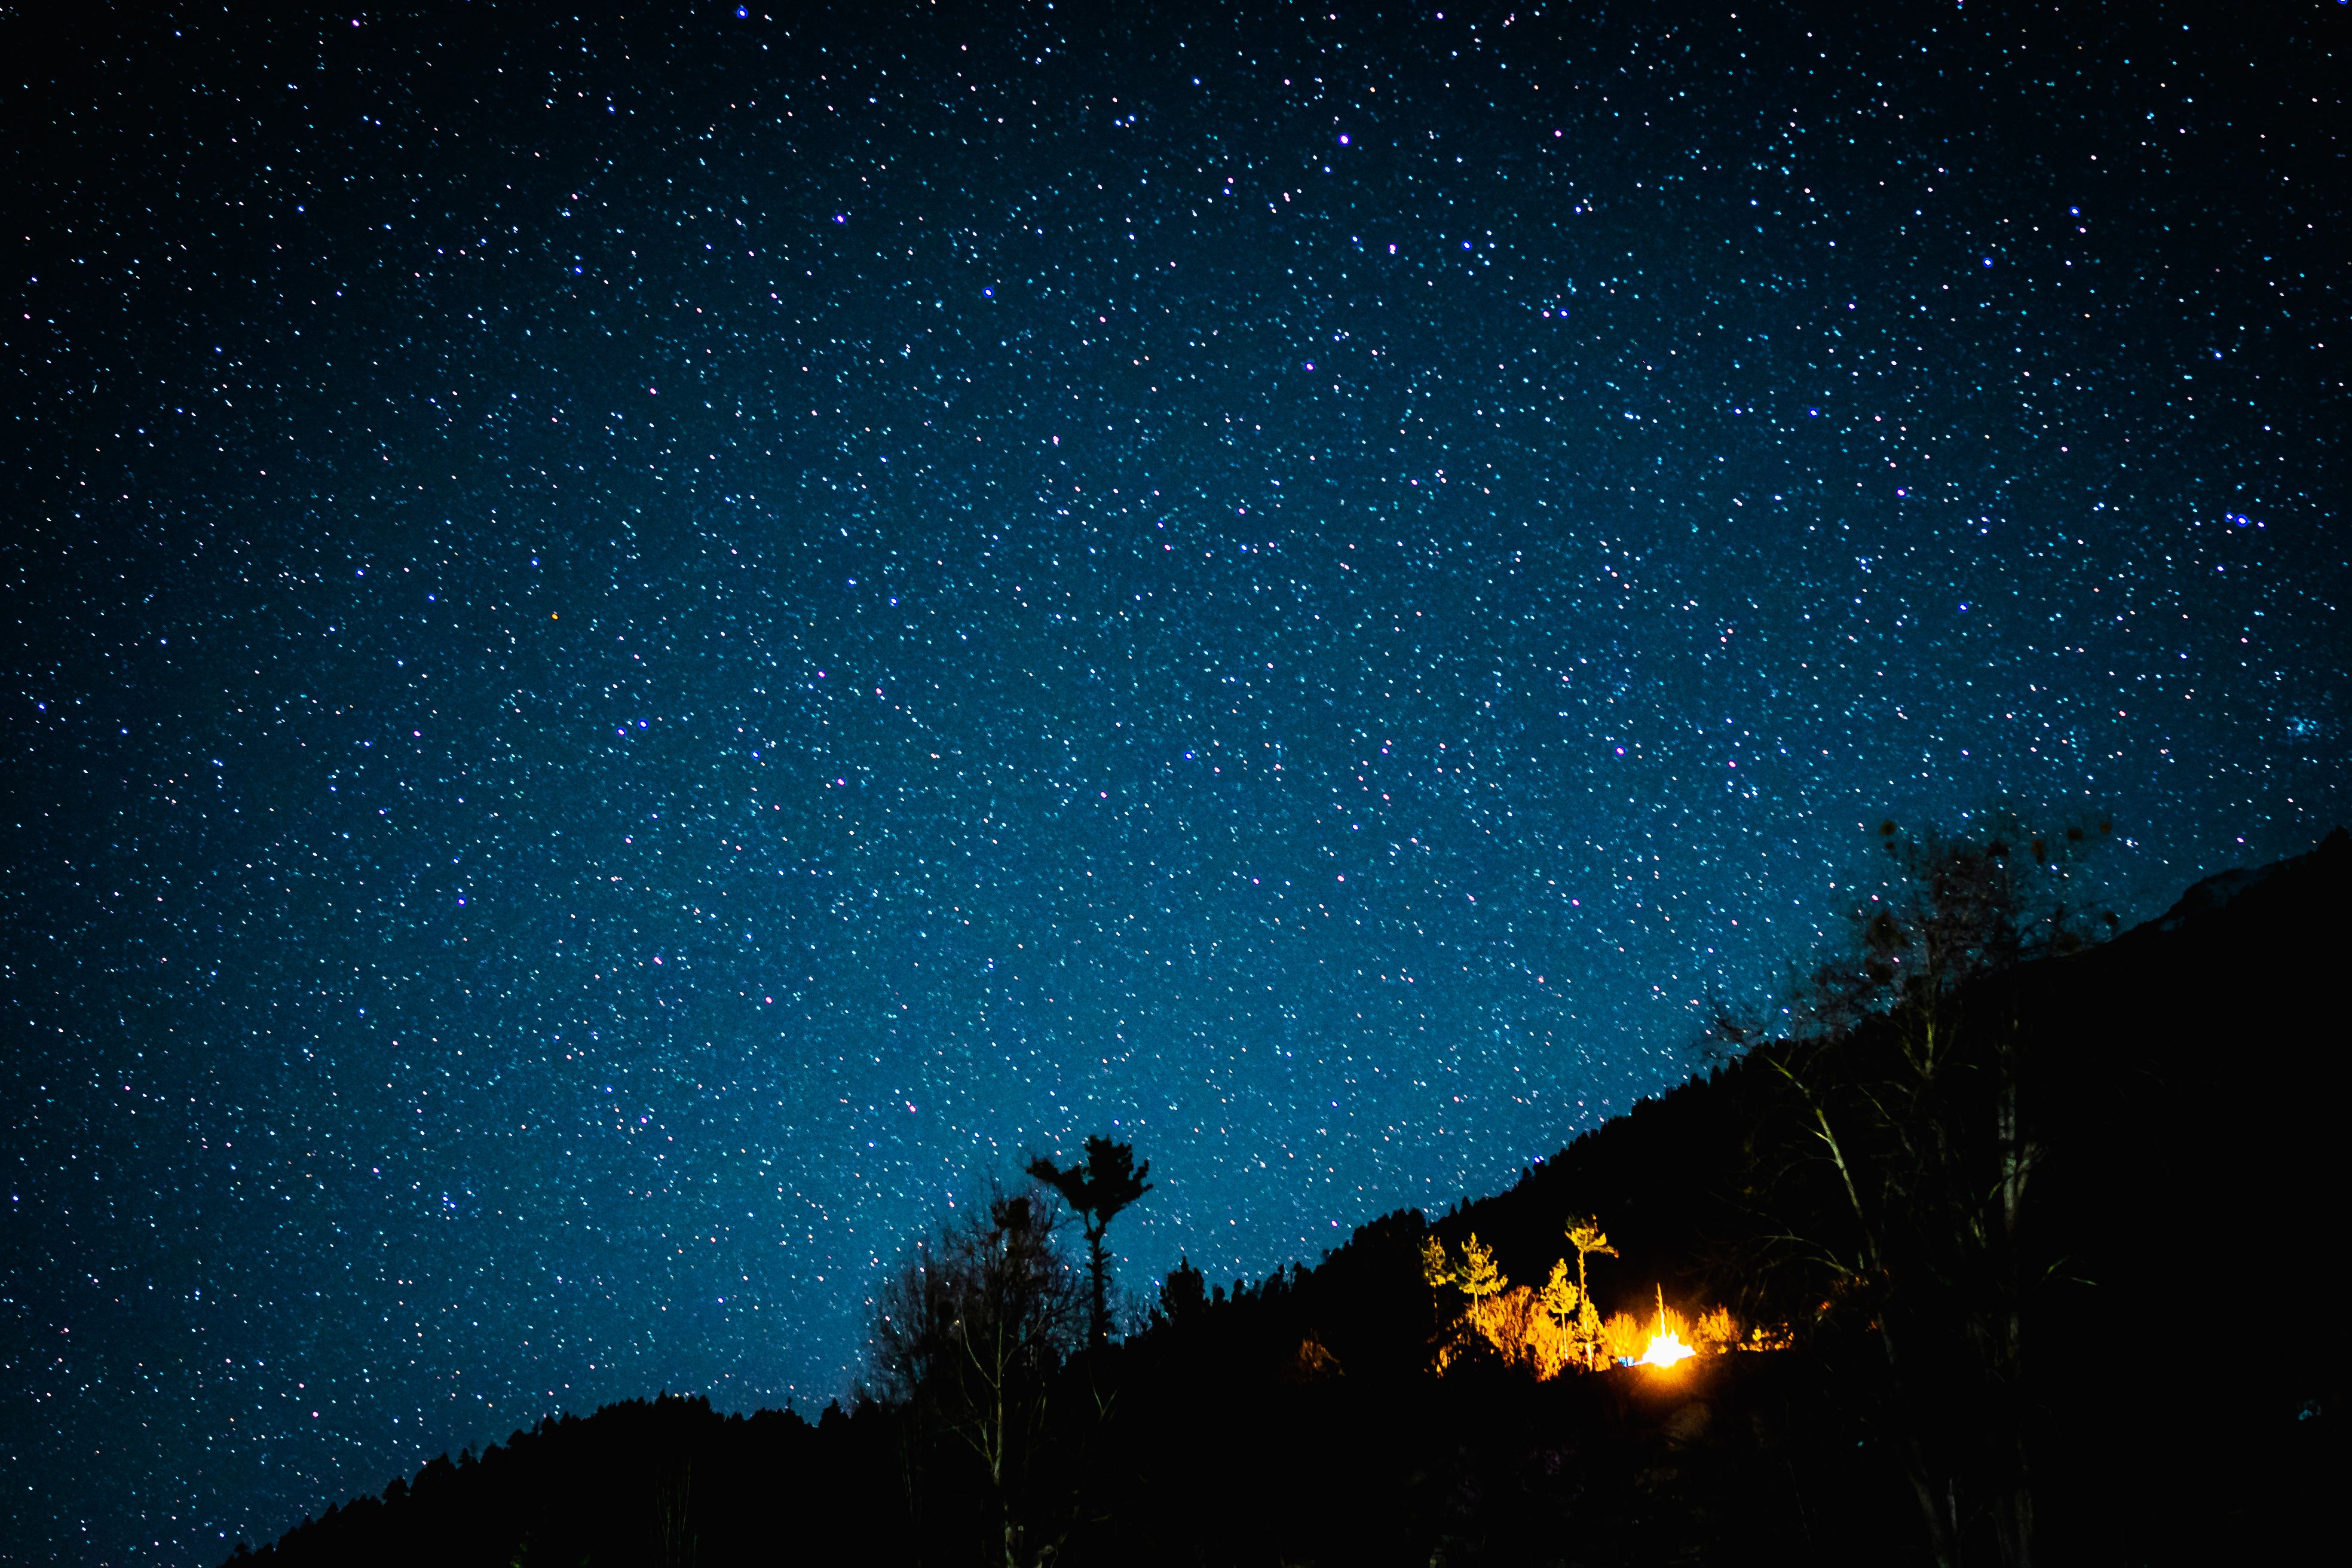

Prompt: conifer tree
[
  {"left": 1157, "top": 1256, "right": 1206, "bottom": 1322},
  {"left": 1538, "top": 1258, "right": 1580, "bottom": 1330},
  {"left": 1456, "top": 1234, "right": 1506, "bottom": 1304}
]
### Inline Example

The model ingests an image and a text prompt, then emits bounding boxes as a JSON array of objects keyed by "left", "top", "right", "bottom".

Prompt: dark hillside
[
  {"left": 1407, "top": 827, "right": 2344, "bottom": 1561},
  {"left": 232, "top": 1395, "right": 902, "bottom": 1567},
  {"left": 1438, "top": 829, "right": 2343, "bottom": 1318},
  {"left": 2016, "top": 831, "right": 2341, "bottom": 1560},
  {"left": 238, "top": 834, "right": 2344, "bottom": 1566}
]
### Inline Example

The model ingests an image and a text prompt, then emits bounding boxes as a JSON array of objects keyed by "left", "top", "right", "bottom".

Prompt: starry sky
[{"left": 4, "top": 1, "right": 2345, "bottom": 1560}]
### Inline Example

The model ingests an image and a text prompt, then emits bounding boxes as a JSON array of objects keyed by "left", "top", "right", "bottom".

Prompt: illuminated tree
[
  {"left": 1538, "top": 1258, "right": 1580, "bottom": 1328},
  {"left": 1421, "top": 1233, "right": 1511, "bottom": 1373},
  {"left": 1454, "top": 1234, "right": 1506, "bottom": 1305},
  {"left": 1029, "top": 1137, "right": 1152, "bottom": 1350},
  {"left": 1480, "top": 1286, "right": 1565, "bottom": 1377},
  {"left": 1563, "top": 1217, "right": 1618, "bottom": 1369},
  {"left": 1419, "top": 1233, "right": 1453, "bottom": 1292},
  {"left": 1463, "top": 1278, "right": 1561, "bottom": 1379},
  {"left": 1419, "top": 1232, "right": 1505, "bottom": 1302},
  {"left": 1599, "top": 1311, "right": 1646, "bottom": 1364},
  {"left": 1286, "top": 1331, "right": 1343, "bottom": 1383},
  {"left": 1694, "top": 1304, "right": 1742, "bottom": 1352}
]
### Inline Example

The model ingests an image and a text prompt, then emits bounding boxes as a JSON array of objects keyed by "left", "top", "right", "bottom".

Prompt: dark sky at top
[{"left": 4, "top": 0, "right": 2344, "bottom": 1559}]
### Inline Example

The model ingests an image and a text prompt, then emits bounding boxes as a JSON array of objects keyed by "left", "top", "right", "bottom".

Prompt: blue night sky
[{"left": 5, "top": 1, "right": 2344, "bottom": 1560}]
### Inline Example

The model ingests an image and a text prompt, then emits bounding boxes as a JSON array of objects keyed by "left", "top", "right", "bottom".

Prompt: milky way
[{"left": 5, "top": 3, "right": 2344, "bottom": 1560}]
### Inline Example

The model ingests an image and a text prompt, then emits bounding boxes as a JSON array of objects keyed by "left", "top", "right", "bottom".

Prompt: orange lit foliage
[
  {"left": 1425, "top": 1222, "right": 1774, "bottom": 1376},
  {"left": 1422, "top": 1234, "right": 1504, "bottom": 1374},
  {"left": 1600, "top": 1311, "right": 1649, "bottom": 1364},
  {"left": 1478, "top": 1286, "right": 1577, "bottom": 1379},
  {"left": 1423, "top": 1234, "right": 1572, "bottom": 1376},
  {"left": 1693, "top": 1304, "right": 1742, "bottom": 1352},
  {"left": 1423, "top": 1234, "right": 1599, "bottom": 1377}
]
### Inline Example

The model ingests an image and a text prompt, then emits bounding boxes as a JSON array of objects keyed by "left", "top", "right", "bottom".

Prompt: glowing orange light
[{"left": 1637, "top": 1286, "right": 1695, "bottom": 1368}]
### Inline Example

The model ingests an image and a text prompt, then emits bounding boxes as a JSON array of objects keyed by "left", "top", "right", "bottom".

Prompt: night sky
[{"left": 5, "top": 1, "right": 2345, "bottom": 1560}]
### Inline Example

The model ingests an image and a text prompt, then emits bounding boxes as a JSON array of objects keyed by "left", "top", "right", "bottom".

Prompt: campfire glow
[
  {"left": 1425, "top": 1221, "right": 1781, "bottom": 1380},
  {"left": 1637, "top": 1285, "right": 1696, "bottom": 1368}
]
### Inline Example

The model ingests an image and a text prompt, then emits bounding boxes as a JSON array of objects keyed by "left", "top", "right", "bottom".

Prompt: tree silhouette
[
  {"left": 1729, "top": 815, "right": 2117, "bottom": 1568},
  {"left": 874, "top": 1183, "right": 1084, "bottom": 1567},
  {"left": 1028, "top": 1137, "right": 1152, "bottom": 1349},
  {"left": 1157, "top": 1256, "right": 1206, "bottom": 1323}
]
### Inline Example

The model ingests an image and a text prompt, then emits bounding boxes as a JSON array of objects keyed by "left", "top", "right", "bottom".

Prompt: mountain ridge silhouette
[{"left": 232, "top": 832, "right": 2344, "bottom": 1566}]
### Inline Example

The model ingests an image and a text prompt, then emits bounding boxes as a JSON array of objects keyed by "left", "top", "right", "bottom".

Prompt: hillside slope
[{"left": 239, "top": 832, "right": 2345, "bottom": 1566}]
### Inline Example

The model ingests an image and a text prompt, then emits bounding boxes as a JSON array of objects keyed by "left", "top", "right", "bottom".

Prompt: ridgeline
[{"left": 234, "top": 832, "right": 2342, "bottom": 1566}]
